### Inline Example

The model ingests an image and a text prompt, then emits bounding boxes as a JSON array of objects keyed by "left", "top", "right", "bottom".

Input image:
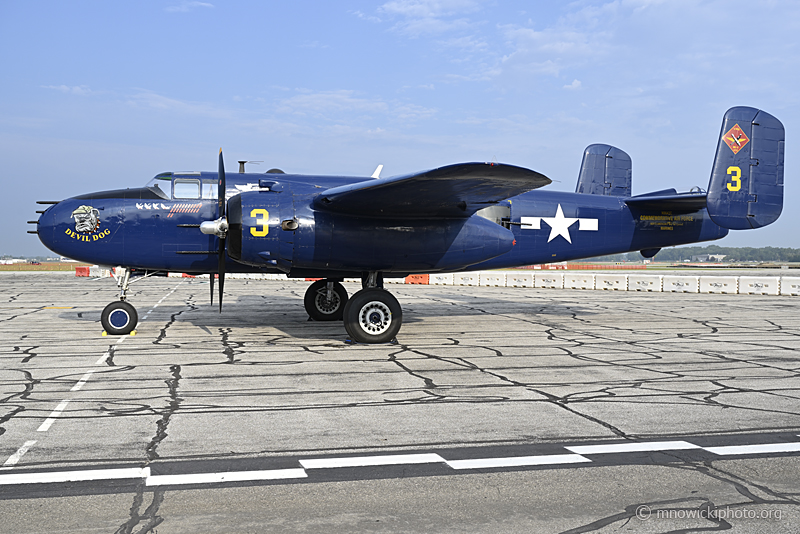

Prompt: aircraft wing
[{"left": 313, "top": 163, "right": 551, "bottom": 218}]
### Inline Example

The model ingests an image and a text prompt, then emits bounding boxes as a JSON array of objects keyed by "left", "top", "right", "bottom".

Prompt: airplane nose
[{"left": 35, "top": 201, "right": 62, "bottom": 253}]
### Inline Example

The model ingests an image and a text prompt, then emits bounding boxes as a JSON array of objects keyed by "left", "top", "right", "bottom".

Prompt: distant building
[{"left": 691, "top": 254, "right": 726, "bottom": 262}]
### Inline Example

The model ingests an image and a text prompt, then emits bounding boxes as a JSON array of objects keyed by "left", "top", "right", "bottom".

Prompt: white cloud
[
  {"left": 564, "top": 79, "right": 581, "bottom": 90},
  {"left": 126, "top": 90, "right": 231, "bottom": 119},
  {"left": 276, "top": 90, "right": 436, "bottom": 124},
  {"left": 378, "top": 0, "right": 483, "bottom": 36},
  {"left": 352, "top": 10, "right": 382, "bottom": 23},
  {"left": 42, "top": 85, "right": 92, "bottom": 95},
  {"left": 379, "top": 0, "right": 481, "bottom": 19},
  {"left": 165, "top": 1, "right": 213, "bottom": 13},
  {"left": 277, "top": 90, "right": 389, "bottom": 117}
]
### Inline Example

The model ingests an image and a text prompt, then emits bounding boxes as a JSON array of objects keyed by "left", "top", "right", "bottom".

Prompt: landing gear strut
[
  {"left": 343, "top": 271, "right": 402, "bottom": 343},
  {"left": 101, "top": 267, "right": 138, "bottom": 335},
  {"left": 304, "top": 279, "right": 348, "bottom": 321}
]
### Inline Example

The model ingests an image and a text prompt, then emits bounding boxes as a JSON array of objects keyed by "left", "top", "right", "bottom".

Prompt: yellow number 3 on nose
[{"left": 250, "top": 208, "right": 269, "bottom": 236}]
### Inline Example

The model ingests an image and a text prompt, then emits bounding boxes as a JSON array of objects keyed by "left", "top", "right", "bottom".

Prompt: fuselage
[{"left": 37, "top": 171, "right": 728, "bottom": 277}]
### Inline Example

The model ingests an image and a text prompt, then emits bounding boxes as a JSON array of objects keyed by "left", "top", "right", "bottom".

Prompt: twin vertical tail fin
[
  {"left": 706, "top": 106, "right": 784, "bottom": 229},
  {"left": 575, "top": 144, "right": 632, "bottom": 197}
]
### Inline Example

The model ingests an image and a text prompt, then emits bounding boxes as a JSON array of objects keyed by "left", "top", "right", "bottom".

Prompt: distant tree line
[{"left": 584, "top": 246, "right": 800, "bottom": 263}]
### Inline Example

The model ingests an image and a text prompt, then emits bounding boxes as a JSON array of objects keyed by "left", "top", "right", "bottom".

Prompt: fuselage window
[
  {"left": 173, "top": 179, "right": 200, "bottom": 199},
  {"left": 201, "top": 179, "right": 217, "bottom": 200},
  {"left": 476, "top": 204, "right": 511, "bottom": 227}
]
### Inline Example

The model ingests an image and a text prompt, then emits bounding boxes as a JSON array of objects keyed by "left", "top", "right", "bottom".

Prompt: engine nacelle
[
  {"left": 228, "top": 189, "right": 516, "bottom": 274},
  {"left": 227, "top": 190, "right": 296, "bottom": 271}
]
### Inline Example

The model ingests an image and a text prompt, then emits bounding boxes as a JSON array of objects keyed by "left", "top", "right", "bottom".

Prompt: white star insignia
[
  {"left": 520, "top": 204, "right": 598, "bottom": 244},
  {"left": 542, "top": 204, "right": 578, "bottom": 243}
]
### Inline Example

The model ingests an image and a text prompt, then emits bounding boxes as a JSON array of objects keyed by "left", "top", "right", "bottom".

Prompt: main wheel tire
[
  {"left": 343, "top": 288, "right": 402, "bottom": 344},
  {"left": 101, "top": 301, "right": 138, "bottom": 335},
  {"left": 304, "top": 280, "right": 348, "bottom": 321}
]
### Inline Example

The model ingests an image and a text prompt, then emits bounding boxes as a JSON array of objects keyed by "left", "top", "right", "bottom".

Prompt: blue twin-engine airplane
[{"left": 33, "top": 106, "right": 784, "bottom": 343}]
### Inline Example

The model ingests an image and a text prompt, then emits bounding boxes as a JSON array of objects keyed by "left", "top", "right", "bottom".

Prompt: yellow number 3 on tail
[{"left": 726, "top": 166, "right": 741, "bottom": 192}]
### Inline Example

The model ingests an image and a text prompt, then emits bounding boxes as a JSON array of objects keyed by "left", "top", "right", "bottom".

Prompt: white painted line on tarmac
[
  {"left": 1, "top": 440, "right": 37, "bottom": 470},
  {"left": 446, "top": 454, "right": 590, "bottom": 470},
  {"left": 95, "top": 351, "right": 110, "bottom": 365},
  {"left": 704, "top": 443, "right": 800, "bottom": 456},
  {"left": 146, "top": 468, "right": 308, "bottom": 486},
  {"left": 300, "top": 453, "right": 445, "bottom": 469},
  {"left": 0, "top": 467, "right": 149, "bottom": 485},
  {"left": 566, "top": 441, "right": 700, "bottom": 455},
  {"left": 70, "top": 371, "right": 96, "bottom": 391},
  {"left": 141, "top": 282, "right": 182, "bottom": 321},
  {"left": 36, "top": 399, "right": 71, "bottom": 432}
]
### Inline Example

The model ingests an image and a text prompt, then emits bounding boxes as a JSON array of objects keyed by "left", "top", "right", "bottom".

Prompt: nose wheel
[
  {"left": 101, "top": 301, "right": 138, "bottom": 335},
  {"left": 343, "top": 288, "right": 402, "bottom": 344},
  {"left": 304, "top": 280, "right": 348, "bottom": 321},
  {"left": 101, "top": 266, "right": 140, "bottom": 335}
]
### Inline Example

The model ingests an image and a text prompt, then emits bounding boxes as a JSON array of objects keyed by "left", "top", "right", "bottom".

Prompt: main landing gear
[
  {"left": 303, "top": 273, "right": 403, "bottom": 343},
  {"left": 303, "top": 279, "right": 349, "bottom": 321}
]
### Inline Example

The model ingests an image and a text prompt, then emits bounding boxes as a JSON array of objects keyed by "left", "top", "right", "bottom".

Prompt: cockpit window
[
  {"left": 173, "top": 178, "right": 201, "bottom": 199},
  {"left": 145, "top": 173, "right": 172, "bottom": 200}
]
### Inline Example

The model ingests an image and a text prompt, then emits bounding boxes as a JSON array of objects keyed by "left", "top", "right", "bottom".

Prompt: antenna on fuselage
[{"left": 238, "top": 160, "right": 263, "bottom": 173}]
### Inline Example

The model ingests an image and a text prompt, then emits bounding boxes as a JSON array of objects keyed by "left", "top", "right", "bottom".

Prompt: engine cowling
[{"left": 227, "top": 190, "right": 295, "bottom": 271}]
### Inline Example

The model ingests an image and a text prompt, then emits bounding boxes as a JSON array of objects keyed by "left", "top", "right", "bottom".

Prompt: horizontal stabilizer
[
  {"left": 575, "top": 144, "right": 632, "bottom": 197},
  {"left": 626, "top": 192, "right": 707, "bottom": 212},
  {"left": 706, "top": 107, "right": 784, "bottom": 229},
  {"left": 314, "top": 163, "right": 550, "bottom": 218}
]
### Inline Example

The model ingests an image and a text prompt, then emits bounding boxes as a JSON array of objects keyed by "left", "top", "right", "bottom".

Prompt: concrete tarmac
[{"left": 1, "top": 271, "right": 799, "bottom": 533}]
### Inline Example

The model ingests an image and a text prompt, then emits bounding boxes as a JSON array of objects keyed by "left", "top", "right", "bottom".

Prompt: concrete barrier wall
[
  {"left": 507, "top": 272, "right": 534, "bottom": 287},
  {"left": 564, "top": 273, "right": 595, "bottom": 290},
  {"left": 454, "top": 273, "right": 479, "bottom": 286},
  {"left": 534, "top": 273, "right": 564, "bottom": 289},
  {"left": 780, "top": 277, "right": 800, "bottom": 296},
  {"left": 699, "top": 276, "right": 738, "bottom": 294},
  {"left": 663, "top": 276, "right": 699, "bottom": 293},
  {"left": 596, "top": 274, "right": 628, "bottom": 291},
  {"left": 480, "top": 272, "right": 506, "bottom": 287},
  {"left": 738, "top": 276, "right": 780, "bottom": 295},
  {"left": 430, "top": 273, "right": 454, "bottom": 285},
  {"left": 126, "top": 267, "right": 800, "bottom": 297},
  {"left": 628, "top": 274, "right": 662, "bottom": 292}
]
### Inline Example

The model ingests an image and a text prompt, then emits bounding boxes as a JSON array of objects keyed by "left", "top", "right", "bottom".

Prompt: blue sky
[{"left": 2, "top": 0, "right": 799, "bottom": 256}]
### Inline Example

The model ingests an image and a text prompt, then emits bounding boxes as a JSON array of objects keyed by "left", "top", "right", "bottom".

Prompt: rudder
[{"left": 706, "top": 106, "right": 784, "bottom": 229}]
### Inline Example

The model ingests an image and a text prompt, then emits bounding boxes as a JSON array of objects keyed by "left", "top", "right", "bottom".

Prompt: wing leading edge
[{"left": 313, "top": 162, "right": 551, "bottom": 218}]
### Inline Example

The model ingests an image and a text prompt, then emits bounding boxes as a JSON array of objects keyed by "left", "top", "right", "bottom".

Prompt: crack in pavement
[
  {"left": 0, "top": 370, "right": 39, "bottom": 437},
  {"left": 561, "top": 458, "right": 800, "bottom": 533},
  {"left": 115, "top": 364, "right": 182, "bottom": 534}
]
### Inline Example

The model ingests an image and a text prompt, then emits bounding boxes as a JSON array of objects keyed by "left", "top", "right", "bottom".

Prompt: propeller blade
[
  {"left": 210, "top": 271, "right": 215, "bottom": 306},
  {"left": 218, "top": 148, "right": 226, "bottom": 219},
  {"left": 218, "top": 240, "right": 225, "bottom": 312},
  {"left": 217, "top": 148, "right": 227, "bottom": 312}
]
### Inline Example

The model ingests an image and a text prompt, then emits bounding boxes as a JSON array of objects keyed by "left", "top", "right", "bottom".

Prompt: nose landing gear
[{"left": 101, "top": 267, "right": 138, "bottom": 335}]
